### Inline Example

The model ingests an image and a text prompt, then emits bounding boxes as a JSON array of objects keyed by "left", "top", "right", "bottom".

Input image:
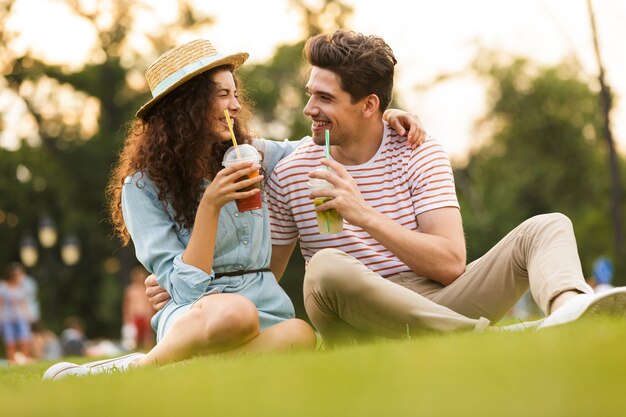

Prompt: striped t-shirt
[{"left": 267, "top": 123, "right": 460, "bottom": 277}]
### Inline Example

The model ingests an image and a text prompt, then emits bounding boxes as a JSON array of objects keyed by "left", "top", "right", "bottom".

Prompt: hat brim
[{"left": 136, "top": 52, "right": 249, "bottom": 120}]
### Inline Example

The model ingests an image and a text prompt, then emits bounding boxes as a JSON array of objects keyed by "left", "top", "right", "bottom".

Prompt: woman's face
[{"left": 209, "top": 69, "right": 241, "bottom": 142}]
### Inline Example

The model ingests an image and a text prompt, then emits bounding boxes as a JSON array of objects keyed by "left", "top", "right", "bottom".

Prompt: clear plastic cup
[
  {"left": 222, "top": 144, "right": 263, "bottom": 212},
  {"left": 308, "top": 173, "right": 343, "bottom": 234}
]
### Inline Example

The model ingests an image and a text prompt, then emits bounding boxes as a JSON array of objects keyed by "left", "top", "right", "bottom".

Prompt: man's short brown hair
[{"left": 304, "top": 30, "right": 397, "bottom": 111}]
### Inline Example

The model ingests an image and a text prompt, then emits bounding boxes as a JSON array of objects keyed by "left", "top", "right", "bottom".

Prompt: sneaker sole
[
  {"left": 538, "top": 287, "right": 626, "bottom": 330},
  {"left": 582, "top": 289, "right": 626, "bottom": 320},
  {"left": 42, "top": 362, "right": 82, "bottom": 381}
]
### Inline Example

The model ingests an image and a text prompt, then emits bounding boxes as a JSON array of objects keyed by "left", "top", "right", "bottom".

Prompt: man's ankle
[{"left": 549, "top": 290, "right": 583, "bottom": 314}]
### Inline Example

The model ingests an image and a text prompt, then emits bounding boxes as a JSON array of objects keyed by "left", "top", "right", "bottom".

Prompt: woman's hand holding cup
[{"left": 201, "top": 160, "right": 263, "bottom": 210}]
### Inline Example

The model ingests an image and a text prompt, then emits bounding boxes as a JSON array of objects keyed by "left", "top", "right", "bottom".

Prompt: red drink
[
  {"left": 222, "top": 144, "right": 263, "bottom": 212},
  {"left": 236, "top": 170, "right": 263, "bottom": 212}
]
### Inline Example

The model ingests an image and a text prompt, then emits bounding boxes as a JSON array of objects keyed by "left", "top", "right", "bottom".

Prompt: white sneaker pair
[
  {"left": 537, "top": 286, "right": 626, "bottom": 330},
  {"left": 42, "top": 352, "right": 146, "bottom": 381}
]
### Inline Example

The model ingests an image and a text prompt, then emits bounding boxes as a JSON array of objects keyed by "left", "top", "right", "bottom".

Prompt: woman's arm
[
  {"left": 182, "top": 161, "right": 263, "bottom": 273},
  {"left": 122, "top": 175, "right": 212, "bottom": 304},
  {"left": 122, "top": 162, "right": 264, "bottom": 304}
]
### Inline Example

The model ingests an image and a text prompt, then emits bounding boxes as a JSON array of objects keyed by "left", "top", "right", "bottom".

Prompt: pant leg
[
  {"left": 303, "top": 248, "right": 485, "bottom": 345},
  {"left": 430, "top": 213, "right": 593, "bottom": 321}
]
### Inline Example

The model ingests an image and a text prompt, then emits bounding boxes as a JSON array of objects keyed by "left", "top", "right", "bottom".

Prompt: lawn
[{"left": 1, "top": 318, "right": 624, "bottom": 417}]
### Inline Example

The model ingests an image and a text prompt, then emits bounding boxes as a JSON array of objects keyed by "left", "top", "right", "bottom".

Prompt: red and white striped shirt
[{"left": 267, "top": 123, "right": 459, "bottom": 277}]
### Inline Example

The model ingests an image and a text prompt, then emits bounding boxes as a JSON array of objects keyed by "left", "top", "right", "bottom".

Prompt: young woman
[{"left": 43, "top": 39, "right": 423, "bottom": 379}]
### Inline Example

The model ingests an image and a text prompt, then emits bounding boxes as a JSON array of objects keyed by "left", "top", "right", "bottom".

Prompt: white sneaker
[
  {"left": 473, "top": 317, "right": 491, "bottom": 332},
  {"left": 497, "top": 318, "right": 545, "bottom": 332},
  {"left": 42, "top": 353, "right": 146, "bottom": 381},
  {"left": 538, "top": 287, "right": 626, "bottom": 330},
  {"left": 42, "top": 362, "right": 90, "bottom": 380},
  {"left": 81, "top": 352, "right": 146, "bottom": 374}
]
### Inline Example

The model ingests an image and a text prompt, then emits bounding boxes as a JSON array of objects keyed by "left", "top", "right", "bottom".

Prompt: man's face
[
  {"left": 303, "top": 67, "right": 363, "bottom": 147},
  {"left": 209, "top": 69, "right": 241, "bottom": 142}
]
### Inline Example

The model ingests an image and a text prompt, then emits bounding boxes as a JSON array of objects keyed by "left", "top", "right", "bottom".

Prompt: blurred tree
[
  {"left": 240, "top": 0, "right": 354, "bottom": 144},
  {"left": 456, "top": 56, "right": 625, "bottom": 283},
  {"left": 587, "top": 0, "right": 623, "bottom": 263},
  {"left": 0, "top": 0, "right": 216, "bottom": 336}
]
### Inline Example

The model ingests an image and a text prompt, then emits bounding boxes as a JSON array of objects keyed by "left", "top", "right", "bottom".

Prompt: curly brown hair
[{"left": 106, "top": 66, "right": 254, "bottom": 245}]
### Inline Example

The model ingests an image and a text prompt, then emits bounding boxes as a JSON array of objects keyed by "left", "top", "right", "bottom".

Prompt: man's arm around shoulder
[{"left": 271, "top": 242, "right": 297, "bottom": 281}]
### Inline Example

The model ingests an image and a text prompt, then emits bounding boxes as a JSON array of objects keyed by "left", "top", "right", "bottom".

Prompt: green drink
[
  {"left": 309, "top": 174, "right": 344, "bottom": 234},
  {"left": 314, "top": 197, "right": 343, "bottom": 234}
]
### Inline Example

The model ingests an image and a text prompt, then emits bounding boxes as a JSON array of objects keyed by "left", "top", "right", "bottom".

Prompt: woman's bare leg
[
  {"left": 224, "top": 318, "right": 317, "bottom": 356},
  {"left": 136, "top": 305, "right": 316, "bottom": 367},
  {"left": 43, "top": 296, "right": 317, "bottom": 380},
  {"left": 136, "top": 293, "right": 259, "bottom": 367}
]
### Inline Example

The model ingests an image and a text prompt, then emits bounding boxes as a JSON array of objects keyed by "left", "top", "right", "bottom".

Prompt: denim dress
[{"left": 121, "top": 139, "right": 300, "bottom": 342}]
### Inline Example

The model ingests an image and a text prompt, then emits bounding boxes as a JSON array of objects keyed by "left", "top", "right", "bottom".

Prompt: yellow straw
[{"left": 224, "top": 110, "right": 241, "bottom": 159}]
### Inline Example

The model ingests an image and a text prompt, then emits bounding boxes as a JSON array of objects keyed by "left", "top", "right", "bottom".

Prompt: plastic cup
[
  {"left": 308, "top": 174, "right": 343, "bottom": 234},
  {"left": 222, "top": 144, "right": 263, "bottom": 212}
]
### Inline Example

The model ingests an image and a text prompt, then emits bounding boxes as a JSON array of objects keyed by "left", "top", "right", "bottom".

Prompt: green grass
[{"left": 1, "top": 318, "right": 625, "bottom": 417}]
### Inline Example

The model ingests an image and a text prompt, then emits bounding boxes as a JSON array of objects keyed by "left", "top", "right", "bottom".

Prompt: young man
[{"left": 266, "top": 29, "right": 626, "bottom": 345}]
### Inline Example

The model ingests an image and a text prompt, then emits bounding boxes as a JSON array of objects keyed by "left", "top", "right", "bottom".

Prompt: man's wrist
[{"left": 351, "top": 204, "right": 380, "bottom": 230}]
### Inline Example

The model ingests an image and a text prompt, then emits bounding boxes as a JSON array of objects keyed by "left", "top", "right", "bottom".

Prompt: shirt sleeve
[
  {"left": 406, "top": 137, "right": 460, "bottom": 215},
  {"left": 266, "top": 169, "right": 300, "bottom": 245},
  {"left": 121, "top": 174, "right": 215, "bottom": 304},
  {"left": 253, "top": 138, "right": 301, "bottom": 175}
]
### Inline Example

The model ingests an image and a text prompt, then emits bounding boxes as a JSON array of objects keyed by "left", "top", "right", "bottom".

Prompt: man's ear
[{"left": 361, "top": 94, "right": 381, "bottom": 118}]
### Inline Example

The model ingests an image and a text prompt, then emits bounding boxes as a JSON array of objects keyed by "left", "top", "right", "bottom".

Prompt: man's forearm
[{"left": 356, "top": 207, "right": 466, "bottom": 285}]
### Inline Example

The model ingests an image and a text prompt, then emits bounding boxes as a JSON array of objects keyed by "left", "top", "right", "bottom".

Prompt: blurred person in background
[
  {"left": 591, "top": 256, "right": 615, "bottom": 294},
  {"left": 30, "top": 321, "right": 62, "bottom": 361},
  {"left": 7, "top": 263, "right": 40, "bottom": 327},
  {"left": 122, "top": 265, "right": 155, "bottom": 351},
  {"left": 60, "top": 316, "right": 86, "bottom": 357},
  {"left": 0, "top": 263, "right": 33, "bottom": 364}
]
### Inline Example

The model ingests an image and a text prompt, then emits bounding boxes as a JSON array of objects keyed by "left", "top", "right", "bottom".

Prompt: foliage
[
  {"left": 456, "top": 56, "right": 625, "bottom": 282},
  {"left": 0, "top": 0, "right": 218, "bottom": 335},
  {"left": 239, "top": 41, "right": 310, "bottom": 142}
]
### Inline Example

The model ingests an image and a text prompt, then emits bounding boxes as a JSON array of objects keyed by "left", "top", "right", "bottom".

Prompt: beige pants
[{"left": 303, "top": 213, "right": 593, "bottom": 344}]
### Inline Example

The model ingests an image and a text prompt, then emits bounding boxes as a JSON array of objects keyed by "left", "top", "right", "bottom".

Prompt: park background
[{"left": 1, "top": 0, "right": 625, "bottom": 341}]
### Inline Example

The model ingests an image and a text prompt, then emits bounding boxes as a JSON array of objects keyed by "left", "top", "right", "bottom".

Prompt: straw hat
[{"left": 136, "top": 39, "right": 249, "bottom": 119}]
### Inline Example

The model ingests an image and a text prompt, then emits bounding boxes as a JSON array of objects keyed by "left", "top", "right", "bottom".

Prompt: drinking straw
[
  {"left": 324, "top": 129, "right": 331, "bottom": 161},
  {"left": 224, "top": 110, "right": 241, "bottom": 159},
  {"left": 324, "top": 129, "right": 331, "bottom": 232}
]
